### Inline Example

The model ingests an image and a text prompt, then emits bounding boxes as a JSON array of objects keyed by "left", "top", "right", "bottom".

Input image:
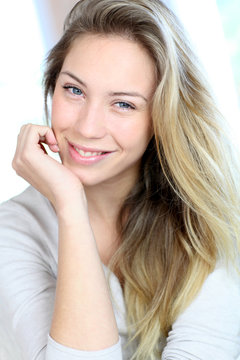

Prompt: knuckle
[
  {"left": 19, "top": 123, "right": 33, "bottom": 134},
  {"left": 20, "top": 148, "right": 31, "bottom": 163},
  {"left": 12, "top": 157, "right": 21, "bottom": 174},
  {"left": 20, "top": 124, "right": 28, "bottom": 132}
]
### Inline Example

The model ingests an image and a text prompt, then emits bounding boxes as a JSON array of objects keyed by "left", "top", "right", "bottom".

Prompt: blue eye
[
  {"left": 116, "top": 102, "right": 134, "bottom": 110},
  {"left": 63, "top": 85, "right": 83, "bottom": 96}
]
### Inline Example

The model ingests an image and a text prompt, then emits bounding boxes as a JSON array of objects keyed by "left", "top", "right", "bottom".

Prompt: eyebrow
[
  {"left": 60, "top": 71, "right": 148, "bottom": 102},
  {"left": 60, "top": 71, "right": 87, "bottom": 87},
  {"left": 109, "top": 91, "right": 148, "bottom": 102}
]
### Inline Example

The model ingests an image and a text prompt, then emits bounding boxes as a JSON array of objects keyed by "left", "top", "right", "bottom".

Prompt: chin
[{"left": 74, "top": 173, "right": 102, "bottom": 188}]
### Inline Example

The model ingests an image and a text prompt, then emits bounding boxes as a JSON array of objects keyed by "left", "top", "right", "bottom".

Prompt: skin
[{"left": 12, "top": 34, "right": 156, "bottom": 351}]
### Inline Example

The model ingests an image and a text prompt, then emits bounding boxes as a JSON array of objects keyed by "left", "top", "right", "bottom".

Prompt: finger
[
  {"left": 38, "top": 127, "right": 60, "bottom": 153},
  {"left": 17, "top": 124, "right": 53, "bottom": 148},
  {"left": 48, "top": 144, "right": 60, "bottom": 153},
  {"left": 14, "top": 124, "right": 55, "bottom": 165},
  {"left": 38, "top": 127, "right": 57, "bottom": 145},
  {"left": 18, "top": 124, "right": 58, "bottom": 153},
  {"left": 39, "top": 138, "right": 59, "bottom": 153}
]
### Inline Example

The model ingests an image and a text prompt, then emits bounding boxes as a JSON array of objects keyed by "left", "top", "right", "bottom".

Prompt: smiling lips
[
  {"left": 73, "top": 146, "right": 107, "bottom": 157},
  {"left": 68, "top": 142, "right": 113, "bottom": 164}
]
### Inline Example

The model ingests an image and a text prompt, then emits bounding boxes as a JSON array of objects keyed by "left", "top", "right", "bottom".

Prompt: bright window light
[
  {"left": 217, "top": 0, "right": 240, "bottom": 107},
  {"left": 0, "top": 0, "right": 45, "bottom": 202}
]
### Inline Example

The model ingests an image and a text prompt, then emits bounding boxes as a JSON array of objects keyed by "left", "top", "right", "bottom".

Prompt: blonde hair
[{"left": 43, "top": 1, "right": 240, "bottom": 358}]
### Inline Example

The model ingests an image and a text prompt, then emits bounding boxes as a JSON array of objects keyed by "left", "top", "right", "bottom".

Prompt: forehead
[{"left": 61, "top": 34, "right": 156, "bottom": 93}]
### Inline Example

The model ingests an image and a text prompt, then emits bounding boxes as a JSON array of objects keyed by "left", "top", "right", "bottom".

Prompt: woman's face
[{"left": 51, "top": 33, "right": 156, "bottom": 189}]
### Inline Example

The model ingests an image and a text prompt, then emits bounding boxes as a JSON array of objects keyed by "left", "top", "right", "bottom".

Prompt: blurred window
[
  {"left": 0, "top": 0, "right": 45, "bottom": 202},
  {"left": 217, "top": 0, "right": 240, "bottom": 107}
]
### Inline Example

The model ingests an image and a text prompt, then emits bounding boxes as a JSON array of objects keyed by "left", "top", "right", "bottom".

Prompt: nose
[{"left": 73, "top": 101, "right": 107, "bottom": 139}]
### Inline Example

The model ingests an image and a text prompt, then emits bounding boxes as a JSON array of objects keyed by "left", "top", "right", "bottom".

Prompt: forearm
[{"left": 50, "top": 210, "right": 119, "bottom": 351}]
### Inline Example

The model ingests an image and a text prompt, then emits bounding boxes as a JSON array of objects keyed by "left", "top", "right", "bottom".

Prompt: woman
[{"left": 0, "top": 0, "right": 239, "bottom": 359}]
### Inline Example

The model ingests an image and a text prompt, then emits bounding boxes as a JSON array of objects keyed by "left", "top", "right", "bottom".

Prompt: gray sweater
[{"left": 0, "top": 186, "right": 239, "bottom": 359}]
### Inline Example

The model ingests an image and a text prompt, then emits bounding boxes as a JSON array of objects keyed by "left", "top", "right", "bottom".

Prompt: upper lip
[{"left": 69, "top": 141, "right": 113, "bottom": 153}]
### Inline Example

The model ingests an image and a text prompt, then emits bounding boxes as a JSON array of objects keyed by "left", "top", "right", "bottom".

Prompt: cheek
[
  {"left": 114, "top": 117, "right": 152, "bottom": 152},
  {"left": 51, "top": 94, "right": 63, "bottom": 128},
  {"left": 51, "top": 95, "right": 75, "bottom": 130}
]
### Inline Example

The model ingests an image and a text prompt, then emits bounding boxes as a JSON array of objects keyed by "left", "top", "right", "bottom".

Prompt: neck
[
  {"left": 84, "top": 178, "right": 135, "bottom": 268},
  {"left": 85, "top": 166, "right": 140, "bottom": 223},
  {"left": 84, "top": 179, "right": 132, "bottom": 224},
  {"left": 84, "top": 162, "right": 141, "bottom": 222}
]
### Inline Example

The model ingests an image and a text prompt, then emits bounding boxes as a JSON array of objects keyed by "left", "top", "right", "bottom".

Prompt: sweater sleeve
[
  {"left": 46, "top": 335, "right": 122, "bottom": 360},
  {"left": 162, "top": 265, "right": 240, "bottom": 360},
  {"left": 0, "top": 188, "right": 123, "bottom": 360}
]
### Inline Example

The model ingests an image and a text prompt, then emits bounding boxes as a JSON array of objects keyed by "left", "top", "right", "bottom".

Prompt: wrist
[{"left": 54, "top": 192, "right": 89, "bottom": 226}]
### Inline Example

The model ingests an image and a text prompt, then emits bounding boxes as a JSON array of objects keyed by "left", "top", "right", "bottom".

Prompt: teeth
[{"left": 74, "top": 146, "right": 103, "bottom": 157}]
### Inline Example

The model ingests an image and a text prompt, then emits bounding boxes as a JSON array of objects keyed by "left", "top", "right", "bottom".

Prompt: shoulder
[
  {"left": 0, "top": 186, "right": 58, "bottom": 268},
  {"left": 0, "top": 185, "right": 54, "bottom": 220},
  {"left": 188, "top": 264, "right": 240, "bottom": 312},
  {"left": 0, "top": 185, "right": 57, "bottom": 231},
  {"left": 163, "top": 265, "right": 240, "bottom": 359},
  {"left": 180, "top": 265, "right": 240, "bottom": 327}
]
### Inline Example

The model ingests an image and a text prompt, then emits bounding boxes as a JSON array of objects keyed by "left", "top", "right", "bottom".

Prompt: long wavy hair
[{"left": 43, "top": 0, "right": 240, "bottom": 358}]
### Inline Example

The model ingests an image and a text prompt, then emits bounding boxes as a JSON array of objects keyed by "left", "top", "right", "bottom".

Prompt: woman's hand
[{"left": 12, "top": 124, "right": 87, "bottom": 217}]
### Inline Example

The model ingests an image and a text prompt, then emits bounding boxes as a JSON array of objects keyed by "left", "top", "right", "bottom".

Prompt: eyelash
[
  {"left": 116, "top": 102, "right": 135, "bottom": 110},
  {"left": 63, "top": 85, "right": 83, "bottom": 96},
  {"left": 62, "top": 85, "right": 135, "bottom": 110}
]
